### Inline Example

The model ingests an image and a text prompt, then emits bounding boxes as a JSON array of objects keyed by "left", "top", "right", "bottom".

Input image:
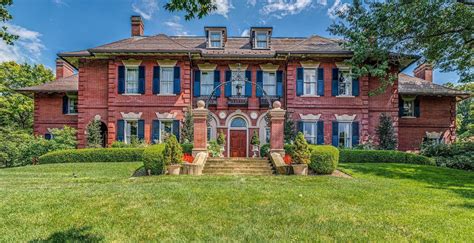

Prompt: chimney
[
  {"left": 131, "top": 15, "right": 144, "bottom": 37},
  {"left": 413, "top": 63, "right": 433, "bottom": 82},
  {"left": 56, "top": 58, "right": 75, "bottom": 79}
]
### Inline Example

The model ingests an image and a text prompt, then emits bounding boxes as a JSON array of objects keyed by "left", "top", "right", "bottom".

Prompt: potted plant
[
  {"left": 291, "top": 132, "right": 310, "bottom": 175},
  {"left": 164, "top": 134, "right": 183, "bottom": 175},
  {"left": 250, "top": 131, "right": 260, "bottom": 158},
  {"left": 217, "top": 131, "right": 226, "bottom": 157}
]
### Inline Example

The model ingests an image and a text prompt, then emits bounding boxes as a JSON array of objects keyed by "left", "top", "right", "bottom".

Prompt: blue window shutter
[
  {"left": 276, "top": 70, "right": 283, "bottom": 97},
  {"left": 317, "top": 120, "right": 324, "bottom": 144},
  {"left": 138, "top": 66, "right": 145, "bottom": 94},
  {"left": 414, "top": 97, "right": 421, "bottom": 117},
  {"left": 245, "top": 70, "right": 252, "bottom": 97},
  {"left": 173, "top": 120, "right": 180, "bottom": 142},
  {"left": 118, "top": 66, "right": 125, "bottom": 94},
  {"left": 352, "top": 77, "right": 359, "bottom": 96},
  {"left": 297, "top": 121, "right": 304, "bottom": 133},
  {"left": 225, "top": 71, "right": 232, "bottom": 97},
  {"left": 153, "top": 66, "right": 160, "bottom": 94},
  {"left": 62, "top": 95, "right": 68, "bottom": 114},
  {"left": 352, "top": 121, "right": 359, "bottom": 147},
  {"left": 193, "top": 70, "right": 201, "bottom": 97},
  {"left": 44, "top": 133, "right": 52, "bottom": 140},
  {"left": 116, "top": 120, "right": 124, "bottom": 142},
  {"left": 296, "top": 67, "right": 304, "bottom": 96},
  {"left": 399, "top": 96, "right": 404, "bottom": 117},
  {"left": 256, "top": 71, "right": 263, "bottom": 97},
  {"left": 317, "top": 68, "right": 324, "bottom": 96},
  {"left": 332, "top": 68, "right": 339, "bottom": 96},
  {"left": 173, "top": 66, "right": 181, "bottom": 94},
  {"left": 151, "top": 120, "right": 160, "bottom": 144},
  {"left": 214, "top": 70, "right": 221, "bottom": 97},
  {"left": 138, "top": 120, "right": 145, "bottom": 140},
  {"left": 332, "top": 121, "right": 339, "bottom": 147}
]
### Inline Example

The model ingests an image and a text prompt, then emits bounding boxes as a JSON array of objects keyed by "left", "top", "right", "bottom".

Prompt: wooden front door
[{"left": 229, "top": 130, "right": 247, "bottom": 157}]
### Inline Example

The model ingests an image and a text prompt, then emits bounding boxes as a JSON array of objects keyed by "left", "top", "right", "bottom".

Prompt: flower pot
[
  {"left": 252, "top": 145, "right": 259, "bottom": 158},
  {"left": 167, "top": 164, "right": 181, "bottom": 175},
  {"left": 219, "top": 146, "right": 225, "bottom": 158},
  {"left": 292, "top": 164, "right": 308, "bottom": 176}
]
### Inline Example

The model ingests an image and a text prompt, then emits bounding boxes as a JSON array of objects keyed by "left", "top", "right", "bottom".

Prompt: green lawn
[{"left": 0, "top": 162, "right": 472, "bottom": 241}]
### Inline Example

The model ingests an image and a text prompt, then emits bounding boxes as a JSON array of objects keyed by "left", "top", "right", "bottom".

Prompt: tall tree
[
  {"left": 0, "top": 61, "right": 54, "bottom": 131},
  {"left": 1, "top": 0, "right": 18, "bottom": 44},
  {"left": 376, "top": 113, "right": 397, "bottom": 150},
  {"left": 164, "top": 0, "right": 217, "bottom": 20},
  {"left": 329, "top": 0, "right": 473, "bottom": 94},
  {"left": 180, "top": 107, "right": 194, "bottom": 143}
]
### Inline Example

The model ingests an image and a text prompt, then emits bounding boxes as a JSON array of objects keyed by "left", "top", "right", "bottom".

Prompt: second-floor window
[
  {"left": 209, "top": 31, "right": 222, "bottom": 48},
  {"left": 201, "top": 71, "right": 214, "bottom": 96},
  {"left": 338, "top": 71, "right": 352, "bottom": 96},
  {"left": 263, "top": 72, "right": 276, "bottom": 96},
  {"left": 255, "top": 31, "right": 268, "bottom": 49},
  {"left": 304, "top": 69, "right": 317, "bottom": 95},
  {"left": 68, "top": 96, "right": 78, "bottom": 114},
  {"left": 125, "top": 67, "right": 139, "bottom": 94},
  {"left": 160, "top": 67, "right": 174, "bottom": 94},
  {"left": 231, "top": 71, "right": 245, "bottom": 96},
  {"left": 402, "top": 99, "right": 415, "bottom": 117}
]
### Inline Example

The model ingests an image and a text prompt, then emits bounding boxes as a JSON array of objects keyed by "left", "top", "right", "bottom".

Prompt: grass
[{"left": 0, "top": 162, "right": 472, "bottom": 241}]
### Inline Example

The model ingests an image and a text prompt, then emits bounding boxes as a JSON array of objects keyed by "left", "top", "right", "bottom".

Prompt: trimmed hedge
[
  {"left": 143, "top": 144, "right": 166, "bottom": 175},
  {"left": 38, "top": 148, "right": 145, "bottom": 164},
  {"left": 260, "top": 144, "right": 270, "bottom": 157},
  {"left": 308, "top": 145, "right": 339, "bottom": 174},
  {"left": 340, "top": 149, "right": 434, "bottom": 165}
]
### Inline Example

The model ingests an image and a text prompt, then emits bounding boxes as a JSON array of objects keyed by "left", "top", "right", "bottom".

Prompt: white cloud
[
  {"left": 327, "top": 0, "right": 349, "bottom": 19},
  {"left": 212, "top": 0, "right": 233, "bottom": 18},
  {"left": 241, "top": 29, "right": 250, "bottom": 37},
  {"left": 317, "top": 0, "right": 327, "bottom": 6},
  {"left": 247, "top": 0, "right": 257, "bottom": 6},
  {"left": 0, "top": 24, "right": 45, "bottom": 63},
  {"left": 52, "top": 0, "right": 68, "bottom": 6},
  {"left": 132, "top": 0, "right": 159, "bottom": 20},
  {"left": 164, "top": 16, "right": 189, "bottom": 36},
  {"left": 261, "top": 0, "right": 321, "bottom": 18}
]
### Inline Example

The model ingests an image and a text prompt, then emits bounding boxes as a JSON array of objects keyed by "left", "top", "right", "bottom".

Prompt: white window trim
[
  {"left": 160, "top": 67, "right": 174, "bottom": 95},
  {"left": 208, "top": 31, "right": 223, "bottom": 48},
  {"left": 66, "top": 95, "right": 78, "bottom": 115},
  {"left": 254, "top": 31, "right": 269, "bottom": 49},
  {"left": 303, "top": 68, "right": 317, "bottom": 95},
  {"left": 338, "top": 122, "right": 353, "bottom": 148},
  {"left": 158, "top": 119, "right": 174, "bottom": 143},
  {"left": 262, "top": 71, "right": 277, "bottom": 96},
  {"left": 124, "top": 66, "right": 140, "bottom": 95},
  {"left": 401, "top": 96, "right": 416, "bottom": 118},
  {"left": 124, "top": 119, "right": 139, "bottom": 144},
  {"left": 337, "top": 70, "right": 353, "bottom": 97},
  {"left": 201, "top": 71, "right": 215, "bottom": 96},
  {"left": 302, "top": 122, "right": 318, "bottom": 145}
]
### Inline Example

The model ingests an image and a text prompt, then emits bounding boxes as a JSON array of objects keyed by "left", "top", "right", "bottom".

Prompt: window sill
[
  {"left": 336, "top": 95, "right": 355, "bottom": 98},
  {"left": 301, "top": 94, "right": 320, "bottom": 97},
  {"left": 401, "top": 116, "right": 417, "bottom": 119},
  {"left": 65, "top": 113, "right": 78, "bottom": 116},
  {"left": 122, "top": 93, "right": 142, "bottom": 96},
  {"left": 156, "top": 94, "right": 177, "bottom": 97}
]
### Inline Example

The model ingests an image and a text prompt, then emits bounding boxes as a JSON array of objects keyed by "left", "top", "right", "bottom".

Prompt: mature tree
[
  {"left": 446, "top": 82, "right": 473, "bottom": 139},
  {"left": 376, "top": 113, "right": 397, "bottom": 150},
  {"left": 329, "top": 0, "right": 473, "bottom": 95},
  {"left": 1, "top": 0, "right": 18, "bottom": 44},
  {"left": 0, "top": 61, "right": 53, "bottom": 131},
  {"left": 164, "top": 0, "right": 217, "bottom": 20}
]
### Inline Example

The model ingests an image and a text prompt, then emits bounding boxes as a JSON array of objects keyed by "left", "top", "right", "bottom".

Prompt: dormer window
[
  {"left": 256, "top": 31, "right": 269, "bottom": 49},
  {"left": 209, "top": 31, "right": 222, "bottom": 48},
  {"left": 250, "top": 27, "right": 272, "bottom": 49}
]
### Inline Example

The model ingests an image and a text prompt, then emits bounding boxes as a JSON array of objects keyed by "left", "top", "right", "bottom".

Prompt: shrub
[
  {"left": 308, "top": 145, "right": 339, "bottom": 174},
  {"left": 251, "top": 131, "right": 260, "bottom": 146},
  {"left": 86, "top": 120, "right": 103, "bottom": 148},
  {"left": 208, "top": 140, "right": 221, "bottom": 157},
  {"left": 163, "top": 135, "right": 183, "bottom": 165},
  {"left": 284, "top": 144, "right": 295, "bottom": 157},
  {"left": 181, "top": 143, "right": 193, "bottom": 154},
  {"left": 260, "top": 143, "right": 270, "bottom": 157},
  {"left": 38, "top": 148, "right": 145, "bottom": 164},
  {"left": 143, "top": 144, "right": 166, "bottom": 175},
  {"left": 376, "top": 113, "right": 397, "bottom": 150},
  {"left": 111, "top": 139, "right": 148, "bottom": 148},
  {"left": 339, "top": 149, "right": 434, "bottom": 165},
  {"left": 292, "top": 132, "right": 310, "bottom": 164},
  {"left": 421, "top": 142, "right": 473, "bottom": 170},
  {"left": 180, "top": 107, "right": 194, "bottom": 143},
  {"left": 217, "top": 132, "right": 226, "bottom": 146}
]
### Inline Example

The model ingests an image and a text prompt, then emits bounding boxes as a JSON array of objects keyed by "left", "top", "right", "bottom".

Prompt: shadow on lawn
[
  {"left": 29, "top": 226, "right": 103, "bottom": 243},
  {"left": 345, "top": 163, "right": 474, "bottom": 200}
]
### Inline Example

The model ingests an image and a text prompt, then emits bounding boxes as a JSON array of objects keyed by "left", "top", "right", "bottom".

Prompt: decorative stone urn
[
  {"left": 292, "top": 164, "right": 308, "bottom": 176},
  {"left": 167, "top": 164, "right": 181, "bottom": 175}
]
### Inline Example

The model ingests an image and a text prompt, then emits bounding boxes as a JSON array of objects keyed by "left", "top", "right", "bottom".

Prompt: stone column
[
  {"left": 192, "top": 100, "right": 209, "bottom": 157},
  {"left": 269, "top": 101, "right": 286, "bottom": 156}
]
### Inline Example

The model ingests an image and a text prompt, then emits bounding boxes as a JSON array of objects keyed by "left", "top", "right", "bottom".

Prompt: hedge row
[
  {"left": 339, "top": 149, "right": 434, "bottom": 165},
  {"left": 143, "top": 144, "right": 166, "bottom": 175},
  {"left": 308, "top": 145, "right": 339, "bottom": 174},
  {"left": 38, "top": 148, "right": 145, "bottom": 164}
]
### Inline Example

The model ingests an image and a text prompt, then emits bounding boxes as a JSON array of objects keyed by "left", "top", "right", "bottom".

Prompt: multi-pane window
[
  {"left": 338, "top": 122, "right": 352, "bottom": 148},
  {"left": 303, "top": 122, "right": 317, "bottom": 144},
  {"left": 231, "top": 71, "right": 245, "bottom": 96},
  {"left": 256, "top": 31, "right": 268, "bottom": 49},
  {"left": 209, "top": 31, "right": 222, "bottom": 48},
  {"left": 125, "top": 67, "right": 139, "bottom": 94},
  {"left": 68, "top": 96, "right": 78, "bottom": 114},
  {"left": 124, "top": 120, "right": 138, "bottom": 144},
  {"left": 160, "top": 121, "right": 173, "bottom": 142},
  {"left": 402, "top": 99, "right": 415, "bottom": 117},
  {"left": 201, "top": 71, "right": 214, "bottom": 96},
  {"left": 304, "top": 69, "right": 317, "bottom": 95},
  {"left": 263, "top": 72, "right": 276, "bottom": 96},
  {"left": 160, "top": 67, "right": 174, "bottom": 94},
  {"left": 338, "top": 71, "right": 352, "bottom": 96}
]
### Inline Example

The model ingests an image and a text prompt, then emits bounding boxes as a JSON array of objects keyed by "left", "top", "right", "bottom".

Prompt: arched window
[{"left": 230, "top": 117, "right": 247, "bottom": 128}]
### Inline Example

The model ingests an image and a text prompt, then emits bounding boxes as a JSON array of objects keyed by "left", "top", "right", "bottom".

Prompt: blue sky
[{"left": 2, "top": 0, "right": 459, "bottom": 84}]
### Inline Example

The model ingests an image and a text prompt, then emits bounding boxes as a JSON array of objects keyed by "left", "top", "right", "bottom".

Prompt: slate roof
[
  {"left": 398, "top": 73, "right": 470, "bottom": 98},
  {"left": 17, "top": 74, "right": 78, "bottom": 93}
]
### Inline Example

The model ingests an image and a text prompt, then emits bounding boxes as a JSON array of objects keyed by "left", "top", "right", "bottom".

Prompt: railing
[
  {"left": 227, "top": 96, "right": 248, "bottom": 106},
  {"left": 259, "top": 96, "right": 280, "bottom": 107}
]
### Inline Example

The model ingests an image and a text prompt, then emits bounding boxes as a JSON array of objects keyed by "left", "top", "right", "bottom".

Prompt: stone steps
[{"left": 203, "top": 157, "right": 274, "bottom": 176}]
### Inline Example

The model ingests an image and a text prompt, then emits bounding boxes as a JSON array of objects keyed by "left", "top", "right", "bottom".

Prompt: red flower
[
  {"left": 283, "top": 154, "right": 292, "bottom": 165},
  {"left": 182, "top": 153, "right": 194, "bottom": 163}
]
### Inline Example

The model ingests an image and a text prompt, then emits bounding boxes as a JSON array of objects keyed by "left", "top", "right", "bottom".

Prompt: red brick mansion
[{"left": 20, "top": 16, "right": 469, "bottom": 156}]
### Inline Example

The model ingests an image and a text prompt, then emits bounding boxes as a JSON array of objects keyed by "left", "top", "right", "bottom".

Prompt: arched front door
[{"left": 228, "top": 117, "right": 247, "bottom": 157}]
